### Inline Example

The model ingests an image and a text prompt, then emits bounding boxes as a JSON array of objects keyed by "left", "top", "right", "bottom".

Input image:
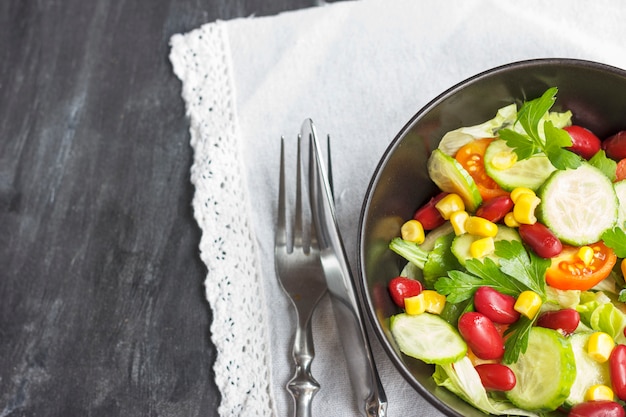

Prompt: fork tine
[
  {"left": 293, "top": 134, "right": 304, "bottom": 251},
  {"left": 276, "top": 137, "right": 288, "bottom": 250},
  {"left": 326, "top": 134, "right": 334, "bottom": 202}
]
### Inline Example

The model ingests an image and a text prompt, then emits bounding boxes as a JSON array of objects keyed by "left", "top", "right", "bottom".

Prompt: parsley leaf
[
  {"left": 517, "top": 87, "right": 558, "bottom": 140},
  {"left": 601, "top": 226, "right": 626, "bottom": 258},
  {"left": 503, "top": 316, "right": 537, "bottom": 364},
  {"left": 498, "top": 87, "right": 581, "bottom": 170},
  {"left": 495, "top": 240, "right": 548, "bottom": 297}
]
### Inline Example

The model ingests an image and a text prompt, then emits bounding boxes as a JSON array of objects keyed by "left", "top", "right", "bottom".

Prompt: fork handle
[{"left": 286, "top": 315, "right": 320, "bottom": 417}]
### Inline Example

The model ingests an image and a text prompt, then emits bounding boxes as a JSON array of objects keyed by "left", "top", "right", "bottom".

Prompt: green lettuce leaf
[
  {"left": 437, "top": 104, "right": 517, "bottom": 156},
  {"left": 433, "top": 357, "right": 540, "bottom": 416}
]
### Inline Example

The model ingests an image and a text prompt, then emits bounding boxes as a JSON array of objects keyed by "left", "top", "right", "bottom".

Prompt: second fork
[{"left": 274, "top": 135, "right": 328, "bottom": 417}]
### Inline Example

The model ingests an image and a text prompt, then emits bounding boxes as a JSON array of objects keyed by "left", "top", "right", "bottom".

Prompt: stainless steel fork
[{"left": 274, "top": 136, "right": 328, "bottom": 417}]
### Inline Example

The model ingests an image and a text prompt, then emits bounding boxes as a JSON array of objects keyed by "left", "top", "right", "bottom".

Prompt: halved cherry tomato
[
  {"left": 609, "top": 344, "right": 626, "bottom": 401},
  {"left": 413, "top": 192, "right": 448, "bottom": 230},
  {"left": 388, "top": 276, "right": 423, "bottom": 308},
  {"left": 455, "top": 138, "right": 509, "bottom": 201},
  {"left": 616, "top": 158, "right": 626, "bottom": 182},
  {"left": 564, "top": 125, "right": 602, "bottom": 160},
  {"left": 458, "top": 312, "right": 504, "bottom": 360},
  {"left": 475, "top": 363, "right": 516, "bottom": 391},
  {"left": 545, "top": 242, "right": 617, "bottom": 291},
  {"left": 569, "top": 400, "right": 625, "bottom": 417}
]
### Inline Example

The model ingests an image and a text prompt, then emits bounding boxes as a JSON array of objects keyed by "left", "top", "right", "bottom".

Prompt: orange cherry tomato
[
  {"left": 615, "top": 158, "right": 626, "bottom": 182},
  {"left": 455, "top": 138, "right": 509, "bottom": 201},
  {"left": 545, "top": 242, "right": 617, "bottom": 291}
]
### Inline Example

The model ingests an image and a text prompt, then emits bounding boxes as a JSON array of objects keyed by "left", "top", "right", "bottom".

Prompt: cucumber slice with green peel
[
  {"left": 537, "top": 163, "right": 618, "bottom": 246},
  {"left": 563, "top": 332, "right": 611, "bottom": 408},
  {"left": 614, "top": 180, "right": 626, "bottom": 230},
  {"left": 505, "top": 327, "right": 576, "bottom": 412},
  {"left": 451, "top": 225, "right": 521, "bottom": 266},
  {"left": 427, "top": 149, "right": 482, "bottom": 212},
  {"left": 484, "top": 139, "right": 556, "bottom": 191},
  {"left": 390, "top": 313, "right": 467, "bottom": 365}
]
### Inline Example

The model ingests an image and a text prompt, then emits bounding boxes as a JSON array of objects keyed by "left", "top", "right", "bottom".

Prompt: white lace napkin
[{"left": 169, "top": 0, "right": 626, "bottom": 415}]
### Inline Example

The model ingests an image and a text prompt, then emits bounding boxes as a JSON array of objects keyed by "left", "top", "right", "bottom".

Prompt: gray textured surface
[{"left": 0, "top": 1, "right": 333, "bottom": 415}]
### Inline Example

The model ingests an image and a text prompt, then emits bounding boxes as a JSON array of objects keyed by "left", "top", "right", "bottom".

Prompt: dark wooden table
[{"left": 0, "top": 1, "right": 334, "bottom": 415}]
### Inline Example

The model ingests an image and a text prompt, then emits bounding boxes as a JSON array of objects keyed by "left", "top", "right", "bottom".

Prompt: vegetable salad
[{"left": 388, "top": 88, "right": 626, "bottom": 416}]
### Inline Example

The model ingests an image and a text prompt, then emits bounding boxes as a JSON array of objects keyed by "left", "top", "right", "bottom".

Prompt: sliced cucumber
[
  {"left": 505, "top": 327, "right": 576, "bottom": 412},
  {"left": 450, "top": 225, "right": 521, "bottom": 266},
  {"left": 537, "top": 163, "right": 618, "bottom": 245},
  {"left": 390, "top": 312, "right": 467, "bottom": 365},
  {"left": 563, "top": 332, "right": 610, "bottom": 408},
  {"left": 484, "top": 139, "right": 556, "bottom": 191},
  {"left": 614, "top": 180, "right": 626, "bottom": 230},
  {"left": 427, "top": 149, "right": 482, "bottom": 212}
]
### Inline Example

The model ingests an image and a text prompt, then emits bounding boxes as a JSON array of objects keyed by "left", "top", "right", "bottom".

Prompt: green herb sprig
[{"left": 498, "top": 87, "right": 582, "bottom": 170}]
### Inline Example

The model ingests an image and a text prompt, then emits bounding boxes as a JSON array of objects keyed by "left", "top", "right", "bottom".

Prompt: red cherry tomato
[
  {"left": 475, "top": 195, "right": 514, "bottom": 223},
  {"left": 457, "top": 312, "right": 504, "bottom": 360},
  {"left": 568, "top": 400, "right": 625, "bottom": 417},
  {"left": 473, "top": 286, "right": 520, "bottom": 324},
  {"left": 603, "top": 131, "right": 626, "bottom": 161},
  {"left": 518, "top": 222, "right": 563, "bottom": 258},
  {"left": 475, "top": 363, "right": 516, "bottom": 391},
  {"left": 564, "top": 125, "right": 602, "bottom": 160},
  {"left": 536, "top": 309, "right": 580, "bottom": 335},
  {"left": 546, "top": 242, "right": 617, "bottom": 291},
  {"left": 388, "top": 277, "right": 423, "bottom": 308},
  {"left": 616, "top": 159, "right": 626, "bottom": 182},
  {"left": 413, "top": 192, "right": 448, "bottom": 230},
  {"left": 455, "top": 138, "right": 509, "bottom": 201},
  {"left": 610, "top": 344, "right": 626, "bottom": 401}
]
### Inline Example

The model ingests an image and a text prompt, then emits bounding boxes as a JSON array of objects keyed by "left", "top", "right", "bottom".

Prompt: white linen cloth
[{"left": 169, "top": 1, "right": 626, "bottom": 415}]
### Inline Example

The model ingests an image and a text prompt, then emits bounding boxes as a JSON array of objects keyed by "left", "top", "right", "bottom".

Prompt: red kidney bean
[
  {"left": 603, "top": 130, "right": 626, "bottom": 161},
  {"left": 413, "top": 192, "right": 448, "bottom": 230},
  {"left": 568, "top": 400, "right": 625, "bottom": 417},
  {"left": 536, "top": 309, "right": 580, "bottom": 336},
  {"left": 475, "top": 195, "right": 514, "bottom": 223},
  {"left": 475, "top": 363, "right": 516, "bottom": 391},
  {"left": 457, "top": 312, "right": 504, "bottom": 360},
  {"left": 610, "top": 344, "right": 626, "bottom": 401},
  {"left": 388, "top": 276, "right": 423, "bottom": 308},
  {"left": 518, "top": 222, "right": 563, "bottom": 258},
  {"left": 473, "top": 286, "right": 520, "bottom": 324},
  {"left": 564, "top": 125, "right": 602, "bottom": 160}
]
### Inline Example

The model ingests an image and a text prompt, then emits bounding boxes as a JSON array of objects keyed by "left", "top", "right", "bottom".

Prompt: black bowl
[{"left": 357, "top": 58, "right": 626, "bottom": 416}]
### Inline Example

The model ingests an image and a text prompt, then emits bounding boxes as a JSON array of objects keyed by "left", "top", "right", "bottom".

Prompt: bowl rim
[{"left": 356, "top": 57, "right": 626, "bottom": 416}]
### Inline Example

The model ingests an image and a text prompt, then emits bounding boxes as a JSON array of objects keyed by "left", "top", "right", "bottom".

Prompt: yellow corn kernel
[
  {"left": 435, "top": 193, "right": 465, "bottom": 220},
  {"left": 510, "top": 187, "right": 536, "bottom": 203},
  {"left": 584, "top": 384, "right": 614, "bottom": 402},
  {"left": 449, "top": 210, "right": 469, "bottom": 236},
  {"left": 404, "top": 294, "right": 426, "bottom": 315},
  {"left": 470, "top": 237, "right": 495, "bottom": 259},
  {"left": 490, "top": 151, "right": 518, "bottom": 170},
  {"left": 513, "top": 193, "right": 541, "bottom": 225},
  {"left": 587, "top": 332, "right": 615, "bottom": 363},
  {"left": 514, "top": 291, "right": 542, "bottom": 319},
  {"left": 404, "top": 290, "right": 446, "bottom": 315},
  {"left": 504, "top": 212, "right": 520, "bottom": 228},
  {"left": 465, "top": 216, "right": 498, "bottom": 237},
  {"left": 578, "top": 246, "right": 595, "bottom": 267},
  {"left": 423, "top": 290, "right": 447, "bottom": 314},
  {"left": 401, "top": 219, "right": 425, "bottom": 244}
]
